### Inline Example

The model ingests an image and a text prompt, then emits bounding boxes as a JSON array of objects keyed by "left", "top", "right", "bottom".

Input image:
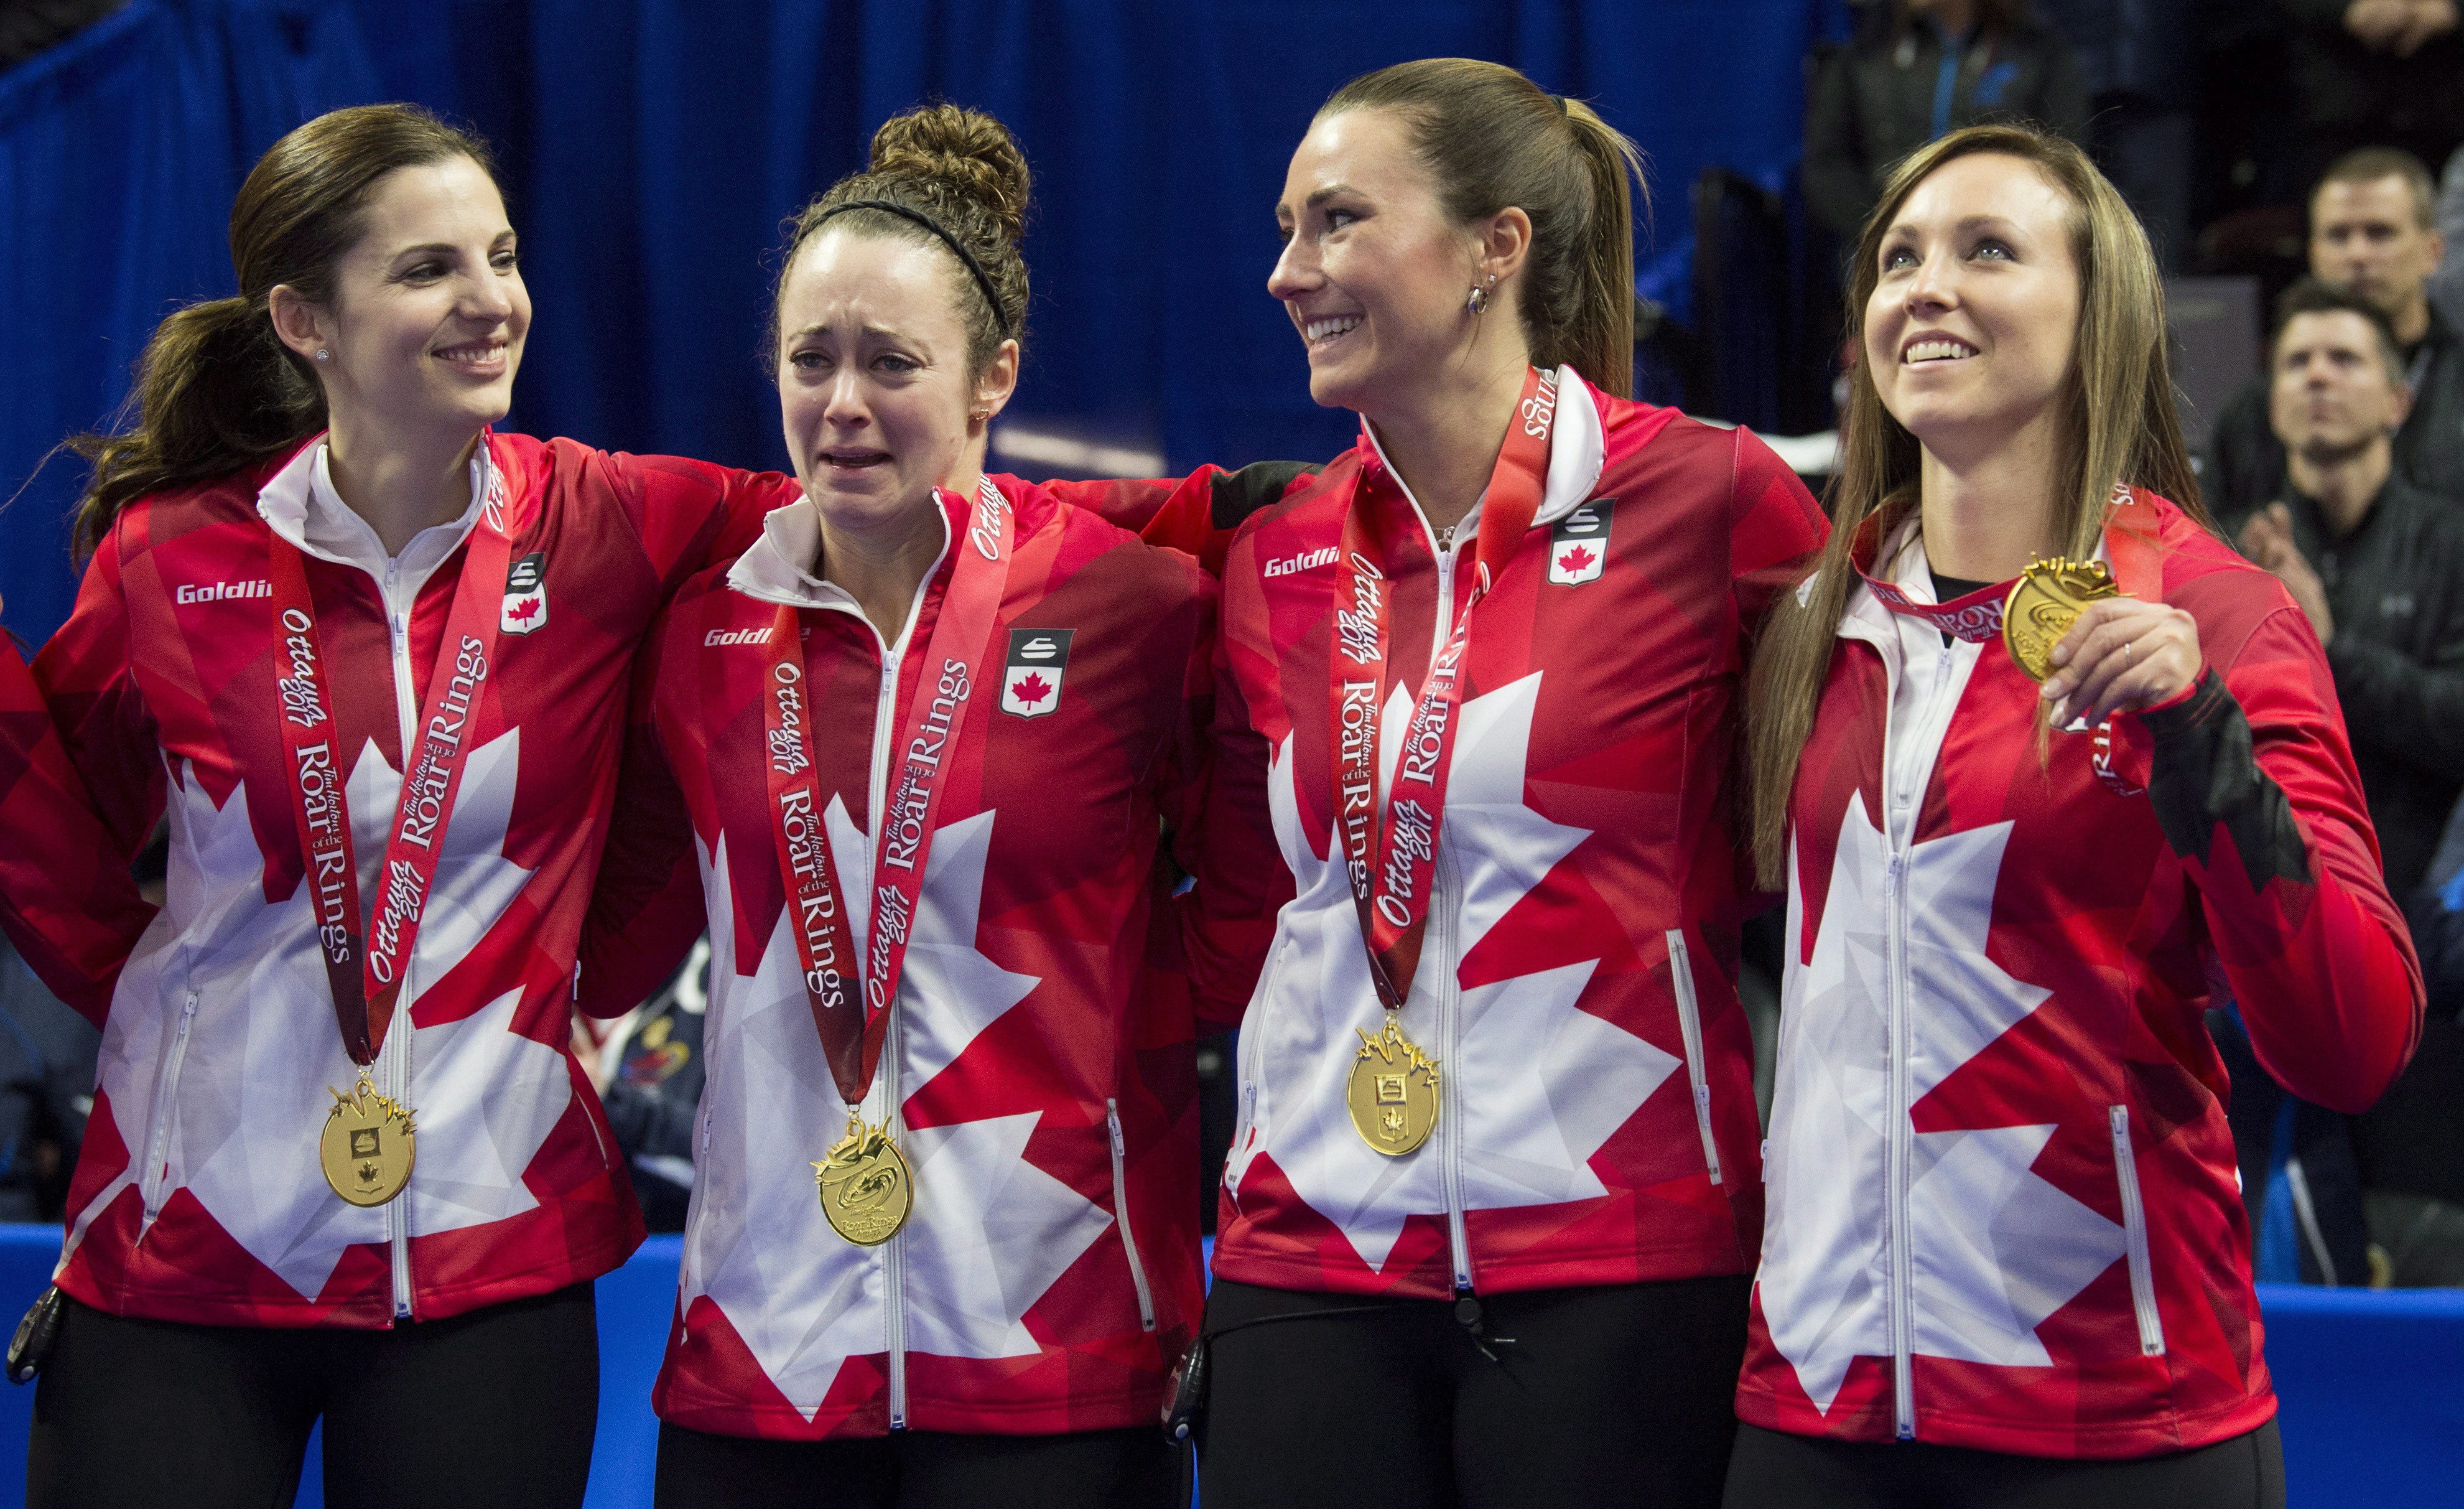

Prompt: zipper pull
[{"left": 1452, "top": 1287, "right": 1514, "bottom": 1362}]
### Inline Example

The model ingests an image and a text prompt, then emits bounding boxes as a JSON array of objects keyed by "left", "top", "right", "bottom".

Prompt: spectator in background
[
  {"left": 2038, "top": 0, "right": 2198, "bottom": 269},
  {"left": 2208, "top": 148, "right": 2464, "bottom": 515},
  {"left": 2235, "top": 280, "right": 2464, "bottom": 902},
  {"left": 0, "top": 938, "right": 98, "bottom": 1222},
  {"left": 1803, "top": 0, "right": 2088, "bottom": 241},
  {"left": 2282, "top": 0, "right": 2464, "bottom": 189},
  {"left": 575, "top": 940, "right": 707, "bottom": 1235},
  {"left": 2233, "top": 279, "right": 2464, "bottom": 1289},
  {"left": 2428, "top": 140, "right": 2464, "bottom": 332}
]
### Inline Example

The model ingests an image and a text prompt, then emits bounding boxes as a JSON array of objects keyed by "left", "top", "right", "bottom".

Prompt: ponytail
[
  {"left": 65, "top": 103, "right": 499, "bottom": 558},
  {"left": 68, "top": 296, "right": 323, "bottom": 555},
  {"left": 1321, "top": 60, "right": 1649, "bottom": 398}
]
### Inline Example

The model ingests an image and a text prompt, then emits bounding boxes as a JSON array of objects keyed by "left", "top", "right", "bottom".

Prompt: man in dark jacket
[
  {"left": 2234, "top": 279, "right": 2464, "bottom": 1286},
  {"left": 2208, "top": 148, "right": 2464, "bottom": 516},
  {"left": 1803, "top": 0, "right": 2089, "bottom": 240}
]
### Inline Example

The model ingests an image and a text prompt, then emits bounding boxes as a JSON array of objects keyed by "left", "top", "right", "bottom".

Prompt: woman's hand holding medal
[{"left": 2039, "top": 596, "right": 2202, "bottom": 729}]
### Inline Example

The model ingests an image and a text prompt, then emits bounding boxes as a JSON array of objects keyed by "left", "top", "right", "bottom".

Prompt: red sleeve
[
  {"left": 575, "top": 607, "right": 706, "bottom": 1018},
  {"left": 1176, "top": 566, "right": 1293, "bottom": 1029},
  {"left": 1045, "top": 462, "right": 1323, "bottom": 579},
  {"left": 2137, "top": 606, "right": 2424, "bottom": 1112},
  {"left": 1729, "top": 427, "right": 1831, "bottom": 644},
  {"left": 4, "top": 530, "right": 162, "bottom": 1021},
  {"left": 608, "top": 452, "right": 801, "bottom": 602}
]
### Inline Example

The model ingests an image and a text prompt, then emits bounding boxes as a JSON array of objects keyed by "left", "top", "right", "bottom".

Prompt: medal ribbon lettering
[
  {"left": 267, "top": 457, "right": 516, "bottom": 1069},
  {"left": 760, "top": 477, "right": 1014, "bottom": 1110},
  {"left": 1327, "top": 367, "right": 1556, "bottom": 1010}
]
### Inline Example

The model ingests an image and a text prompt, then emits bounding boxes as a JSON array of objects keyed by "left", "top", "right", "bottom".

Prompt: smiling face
[
  {"left": 1864, "top": 151, "right": 2083, "bottom": 463},
  {"left": 1268, "top": 108, "right": 1507, "bottom": 418},
  {"left": 276, "top": 156, "right": 529, "bottom": 447},
  {"left": 774, "top": 227, "right": 1014, "bottom": 536},
  {"left": 2270, "top": 309, "right": 2408, "bottom": 463}
]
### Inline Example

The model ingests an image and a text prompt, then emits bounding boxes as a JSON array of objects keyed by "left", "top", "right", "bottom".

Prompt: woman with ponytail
[
  {"left": 1727, "top": 124, "right": 2417, "bottom": 1505},
  {"left": 574, "top": 105, "right": 1209, "bottom": 1507},
  {"left": 1113, "top": 58, "right": 1828, "bottom": 1508},
  {"left": 0, "top": 104, "right": 789, "bottom": 1507}
]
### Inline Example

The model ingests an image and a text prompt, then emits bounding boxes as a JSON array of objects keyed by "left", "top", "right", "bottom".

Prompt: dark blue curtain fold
[{"left": 3, "top": 0, "right": 1818, "bottom": 645}]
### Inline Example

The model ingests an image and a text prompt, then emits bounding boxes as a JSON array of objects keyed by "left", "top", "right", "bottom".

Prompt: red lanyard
[
  {"left": 268, "top": 454, "right": 515, "bottom": 1068},
  {"left": 1327, "top": 367, "right": 1556, "bottom": 1011},
  {"left": 761, "top": 478, "right": 1015, "bottom": 1109}
]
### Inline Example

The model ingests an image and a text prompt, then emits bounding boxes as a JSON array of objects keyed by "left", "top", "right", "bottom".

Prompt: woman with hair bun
[
  {"left": 577, "top": 103, "right": 1209, "bottom": 1506},
  {"left": 1119, "top": 58, "right": 1829, "bottom": 1509},
  {"left": 0, "top": 104, "right": 789, "bottom": 1506},
  {"left": 1729, "top": 123, "right": 2419, "bottom": 1505}
]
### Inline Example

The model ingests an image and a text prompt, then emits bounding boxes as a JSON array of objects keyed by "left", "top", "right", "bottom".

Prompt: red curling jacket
[
  {"left": 580, "top": 477, "right": 1216, "bottom": 1438},
  {"left": 0, "top": 432, "right": 786, "bottom": 1327},
  {"left": 1737, "top": 490, "right": 2422, "bottom": 1457},
  {"left": 1159, "top": 369, "right": 1829, "bottom": 1299}
]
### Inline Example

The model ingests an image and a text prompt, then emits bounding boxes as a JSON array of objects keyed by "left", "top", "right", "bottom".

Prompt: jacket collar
[
  {"left": 727, "top": 484, "right": 964, "bottom": 615},
  {"left": 1355, "top": 363, "right": 1609, "bottom": 536},
  {"left": 1836, "top": 484, "right": 2160, "bottom": 650},
  {"left": 255, "top": 432, "right": 493, "bottom": 576}
]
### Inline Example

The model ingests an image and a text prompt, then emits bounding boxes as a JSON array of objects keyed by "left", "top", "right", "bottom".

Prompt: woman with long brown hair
[
  {"left": 0, "top": 104, "right": 785, "bottom": 1505},
  {"left": 1730, "top": 123, "right": 2419, "bottom": 1506},
  {"left": 1154, "top": 58, "right": 1828, "bottom": 1508}
]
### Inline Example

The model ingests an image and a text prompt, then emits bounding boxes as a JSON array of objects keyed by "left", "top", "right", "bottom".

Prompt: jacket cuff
[{"left": 2139, "top": 668, "right": 2315, "bottom": 889}]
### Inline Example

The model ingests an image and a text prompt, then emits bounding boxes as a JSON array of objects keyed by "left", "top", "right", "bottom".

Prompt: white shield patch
[
  {"left": 1547, "top": 500, "right": 1613, "bottom": 586},
  {"left": 1000, "top": 628, "right": 1074, "bottom": 719},
  {"left": 500, "top": 551, "right": 547, "bottom": 635}
]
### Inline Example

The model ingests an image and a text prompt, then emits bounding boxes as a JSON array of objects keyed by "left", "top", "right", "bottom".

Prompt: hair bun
[{"left": 869, "top": 104, "right": 1031, "bottom": 245}]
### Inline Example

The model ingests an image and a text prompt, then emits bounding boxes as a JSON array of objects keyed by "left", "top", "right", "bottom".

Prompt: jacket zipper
[
  {"left": 1884, "top": 639, "right": 1958, "bottom": 1437},
  {"left": 1663, "top": 930, "right": 1722, "bottom": 1185},
  {"left": 2108, "top": 1105, "right": 2167, "bottom": 1357},
  {"left": 1105, "top": 1100, "right": 1157, "bottom": 1331},
  {"left": 1424, "top": 540, "right": 1475, "bottom": 1293},
  {"left": 382, "top": 569, "right": 421, "bottom": 1321},
  {"left": 137, "top": 991, "right": 201, "bottom": 1230}
]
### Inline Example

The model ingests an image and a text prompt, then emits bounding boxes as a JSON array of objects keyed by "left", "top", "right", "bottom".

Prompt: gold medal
[
  {"left": 1346, "top": 1014, "right": 1441, "bottom": 1157},
  {"left": 2002, "top": 556, "right": 2124, "bottom": 681},
  {"left": 319, "top": 1075, "right": 415, "bottom": 1207},
  {"left": 814, "top": 1114, "right": 912, "bottom": 1246}
]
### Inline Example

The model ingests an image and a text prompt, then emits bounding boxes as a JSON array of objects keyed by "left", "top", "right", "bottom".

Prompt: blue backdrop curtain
[{"left": 1, "top": 0, "right": 1825, "bottom": 645}]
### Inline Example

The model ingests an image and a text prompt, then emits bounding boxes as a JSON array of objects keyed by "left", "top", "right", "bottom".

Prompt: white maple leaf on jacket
[
  {"left": 1758, "top": 800, "right": 2125, "bottom": 1414},
  {"left": 1229, "top": 671, "right": 1679, "bottom": 1272},
  {"left": 76, "top": 731, "right": 568, "bottom": 1300}
]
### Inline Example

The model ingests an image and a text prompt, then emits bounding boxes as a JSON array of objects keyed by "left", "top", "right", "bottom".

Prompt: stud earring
[{"left": 315, "top": 348, "right": 331, "bottom": 362}]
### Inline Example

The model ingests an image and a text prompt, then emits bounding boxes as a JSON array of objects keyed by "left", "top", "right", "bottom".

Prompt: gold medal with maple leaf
[
  {"left": 1347, "top": 1012, "right": 1441, "bottom": 1156},
  {"left": 320, "top": 1074, "right": 416, "bottom": 1207},
  {"left": 814, "top": 1114, "right": 913, "bottom": 1245},
  {"left": 2002, "top": 557, "right": 2123, "bottom": 681}
]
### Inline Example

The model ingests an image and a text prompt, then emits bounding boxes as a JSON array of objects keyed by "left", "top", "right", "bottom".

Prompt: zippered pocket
[
  {"left": 1665, "top": 930, "right": 1722, "bottom": 1185},
  {"left": 138, "top": 991, "right": 202, "bottom": 1227},
  {"left": 1105, "top": 1100, "right": 1156, "bottom": 1332},
  {"left": 2108, "top": 1105, "right": 2166, "bottom": 1357}
]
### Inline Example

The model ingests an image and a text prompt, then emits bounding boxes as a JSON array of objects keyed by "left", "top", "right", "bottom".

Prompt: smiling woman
[
  {"left": 1727, "top": 124, "right": 2422, "bottom": 1508},
  {"left": 0, "top": 103, "right": 796, "bottom": 1509}
]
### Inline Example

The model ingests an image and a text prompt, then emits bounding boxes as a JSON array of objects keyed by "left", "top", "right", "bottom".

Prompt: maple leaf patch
[
  {"left": 1548, "top": 500, "right": 1612, "bottom": 585},
  {"left": 500, "top": 552, "right": 547, "bottom": 635},
  {"left": 1000, "top": 628, "right": 1073, "bottom": 719}
]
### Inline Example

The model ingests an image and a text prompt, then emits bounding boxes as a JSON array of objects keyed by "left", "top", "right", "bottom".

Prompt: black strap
[{"left": 816, "top": 199, "right": 1013, "bottom": 337}]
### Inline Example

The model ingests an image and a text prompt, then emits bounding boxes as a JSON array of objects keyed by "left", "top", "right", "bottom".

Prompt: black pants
[
  {"left": 1722, "top": 1419, "right": 2286, "bottom": 1509},
  {"left": 1197, "top": 1274, "right": 1754, "bottom": 1509},
  {"left": 654, "top": 1420, "right": 1181, "bottom": 1508},
  {"left": 26, "top": 1284, "right": 598, "bottom": 1509}
]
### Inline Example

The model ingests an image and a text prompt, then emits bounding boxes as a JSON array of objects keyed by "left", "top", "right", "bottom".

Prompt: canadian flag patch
[
  {"left": 1000, "top": 628, "right": 1074, "bottom": 718},
  {"left": 500, "top": 551, "right": 547, "bottom": 635},
  {"left": 1547, "top": 499, "right": 1614, "bottom": 586}
]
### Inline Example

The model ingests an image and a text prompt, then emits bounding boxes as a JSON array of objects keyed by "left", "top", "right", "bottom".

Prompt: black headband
[{"left": 816, "top": 198, "right": 1015, "bottom": 339}]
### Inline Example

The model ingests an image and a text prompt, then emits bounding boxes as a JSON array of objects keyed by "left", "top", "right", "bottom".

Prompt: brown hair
[
  {"left": 67, "top": 104, "right": 500, "bottom": 556},
  {"left": 2315, "top": 146, "right": 2437, "bottom": 231},
  {"left": 1744, "top": 122, "right": 2203, "bottom": 887},
  {"left": 1320, "top": 58, "right": 1648, "bottom": 398},
  {"left": 771, "top": 103, "right": 1031, "bottom": 378}
]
